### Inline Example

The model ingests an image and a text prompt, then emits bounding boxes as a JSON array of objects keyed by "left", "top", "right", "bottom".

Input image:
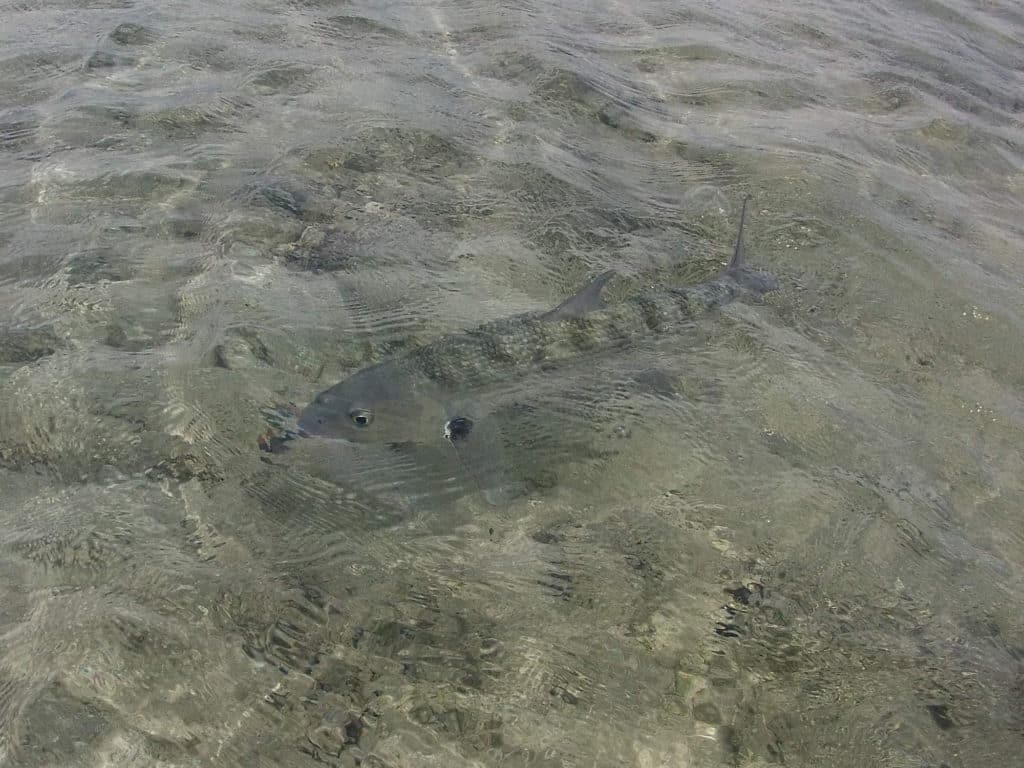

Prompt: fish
[{"left": 296, "top": 197, "right": 777, "bottom": 501}]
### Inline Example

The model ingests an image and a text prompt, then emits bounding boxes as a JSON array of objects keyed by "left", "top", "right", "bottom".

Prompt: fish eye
[{"left": 350, "top": 408, "right": 373, "bottom": 427}]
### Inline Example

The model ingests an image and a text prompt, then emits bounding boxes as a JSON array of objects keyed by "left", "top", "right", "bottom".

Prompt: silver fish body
[
  {"left": 295, "top": 199, "right": 776, "bottom": 501},
  {"left": 298, "top": 275, "right": 775, "bottom": 438}
]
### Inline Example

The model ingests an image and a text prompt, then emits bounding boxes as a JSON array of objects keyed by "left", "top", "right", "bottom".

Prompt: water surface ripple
[{"left": 1, "top": 0, "right": 1023, "bottom": 766}]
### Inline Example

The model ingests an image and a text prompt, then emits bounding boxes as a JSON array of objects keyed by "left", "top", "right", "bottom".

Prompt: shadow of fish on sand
[{"left": 267, "top": 198, "right": 778, "bottom": 509}]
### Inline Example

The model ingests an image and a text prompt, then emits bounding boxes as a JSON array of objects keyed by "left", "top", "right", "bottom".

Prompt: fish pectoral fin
[
  {"left": 541, "top": 269, "right": 616, "bottom": 321},
  {"left": 442, "top": 409, "right": 523, "bottom": 506}
]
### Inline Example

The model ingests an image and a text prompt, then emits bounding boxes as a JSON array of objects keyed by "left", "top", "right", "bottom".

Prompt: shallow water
[{"left": 2, "top": 0, "right": 1023, "bottom": 765}]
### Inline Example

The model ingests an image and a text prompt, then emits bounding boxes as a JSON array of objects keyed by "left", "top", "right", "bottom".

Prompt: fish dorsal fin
[
  {"left": 725, "top": 196, "right": 750, "bottom": 276},
  {"left": 541, "top": 270, "right": 616, "bottom": 321}
]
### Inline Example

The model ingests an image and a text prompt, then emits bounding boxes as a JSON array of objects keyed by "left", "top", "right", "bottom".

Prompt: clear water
[{"left": 1, "top": 0, "right": 1023, "bottom": 766}]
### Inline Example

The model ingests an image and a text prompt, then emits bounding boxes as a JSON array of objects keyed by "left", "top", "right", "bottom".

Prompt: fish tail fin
[
  {"left": 721, "top": 196, "right": 778, "bottom": 294},
  {"left": 726, "top": 196, "right": 750, "bottom": 276}
]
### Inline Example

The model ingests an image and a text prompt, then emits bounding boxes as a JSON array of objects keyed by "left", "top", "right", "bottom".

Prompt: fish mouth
[
  {"left": 292, "top": 405, "right": 325, "bottom": 436},
  {"left": 258, "top": 403, "right": 311, "bottom": 453}
]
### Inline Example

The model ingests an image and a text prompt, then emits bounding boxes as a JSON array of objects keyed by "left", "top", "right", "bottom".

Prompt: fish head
[
  {"left": 297, "top": 363, "right": 444, "bottom": 444},
  {"left": 297, "top": 364, "right": 525, "bottom": 506}
]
